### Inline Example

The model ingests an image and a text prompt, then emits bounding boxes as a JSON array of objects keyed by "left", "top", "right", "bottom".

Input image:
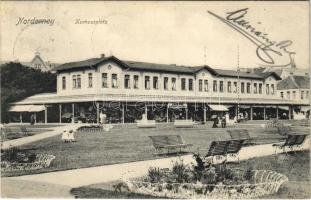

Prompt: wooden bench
[
  {"left": 205, "top": 139, "right": 245, "bottom": 163},
  {"left": 273, "top": 133, "right": 308, "bottom": 154},
  {"left": 20, "top": 126, "right": 30, "bottom": 134},
  {"left": 227, "top": 129, "right": 254, "bottom": 146},
  {"left": 149, "top": 135, "right": 192, "bottom": 154},
  {"left": 77, "top": 125, "right": 103, "bottom": 133},
  {"left": 277, "top": 124, "right": 291, "bottom": 136},
  {"left": 174, "top": 120, "right": 195, "bottom": 128},
  {"left": 137, "top": 120, "right": 156, "bottom": 128}
]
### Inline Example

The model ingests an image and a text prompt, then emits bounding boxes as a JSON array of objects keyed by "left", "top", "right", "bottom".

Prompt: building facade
[
  {"left": 10, "top": 55, "right": 309, "bottom": 124},
  {"left": 277, "top": 76, "right": 310, "bottom": 118}
]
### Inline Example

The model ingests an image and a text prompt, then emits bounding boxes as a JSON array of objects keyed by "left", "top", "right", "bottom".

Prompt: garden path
[{"left": 1, "top": 124, "right": 82, "bottom": 149}]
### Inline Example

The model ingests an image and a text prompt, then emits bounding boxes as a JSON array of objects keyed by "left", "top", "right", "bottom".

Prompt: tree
[{"left": 1, "top": 62, "right": 56, "bottom": 123}]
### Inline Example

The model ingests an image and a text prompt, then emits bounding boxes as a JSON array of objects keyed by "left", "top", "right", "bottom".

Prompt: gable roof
[
  {"left": 277, "top": 76, "right": 310, "bottom": 90},
  {"left": 55, "top": 55, "right": 281, "bottom": 80}
]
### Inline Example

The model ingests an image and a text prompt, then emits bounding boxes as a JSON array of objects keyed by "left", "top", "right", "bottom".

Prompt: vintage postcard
[{"left": 0, "top": 1, "right": 310, "bottom": 199}]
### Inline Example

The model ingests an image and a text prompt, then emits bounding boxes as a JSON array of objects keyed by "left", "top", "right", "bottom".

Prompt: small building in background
[
  {"left": 277, "top": 75, "right": 310, "bottom": 118},
  {"left": 21, "top": 52, "right": 59, "bottom": 72}
]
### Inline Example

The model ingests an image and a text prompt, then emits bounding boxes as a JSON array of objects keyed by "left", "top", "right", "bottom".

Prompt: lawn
[
  {"left": 71, "top": 150, "right": 310, "bottom": 199},
  {"left": 1, "top": 121, "right": 309, "bottom": 177}
]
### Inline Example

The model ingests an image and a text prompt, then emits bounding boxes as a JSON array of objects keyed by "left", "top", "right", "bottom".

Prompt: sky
[{"left": 0, "top": 1, "right": 309, "bottom": 69}]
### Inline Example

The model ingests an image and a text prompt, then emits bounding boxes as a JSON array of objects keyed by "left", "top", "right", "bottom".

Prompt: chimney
[{"left": 100, "top": 54, "right": 105, "bottom": 58}]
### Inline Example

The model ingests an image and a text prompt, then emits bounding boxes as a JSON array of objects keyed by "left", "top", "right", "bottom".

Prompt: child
[
  {"left": 68, "top": 129, "right": 75, "bottom": 142},
  {"left": 61, "top": 129, "right": 69, "bottom": 143}
]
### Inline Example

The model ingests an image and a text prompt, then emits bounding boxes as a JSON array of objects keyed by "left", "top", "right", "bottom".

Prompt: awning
[
  {"left": 62, "top": 113, "right": 72, "bottom": 118},
  {"left": 168, "top": 103, "right": 187, "bottom": 109},
  {"left": 278, "top": 106, "right": 289, "bottom": 111},
  {"left": 9, "top": 105, "right": 45, "bottom": 112},
  {"left": 208, "top": 104, "right": 229, "bottom": 111},
  {"left": 253, "top": 105, "right": 277, "bottom": 108},
  {"left": 239, "top": 105, "right": 250, "bottom": 109},
  {"left": 28, "top": 105, "right": 46, "bottom": 112},
  {"left": 301, "top": 106, "right": 310, "bottom": 112}
]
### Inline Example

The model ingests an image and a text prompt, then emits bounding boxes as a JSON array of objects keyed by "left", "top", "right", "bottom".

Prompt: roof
[
  {"left": 55, "top": 56, "right": 281, "bottom": 80},
  {"left": 277, "top": 76, "right": 310, "bottom": 90},
  {"left": 12, "top": 92, "right": 308, "bottom": 106}
]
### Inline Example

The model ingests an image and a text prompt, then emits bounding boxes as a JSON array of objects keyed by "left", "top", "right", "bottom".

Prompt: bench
[
  {"left": 205, "top": 139, "right": 245, "bottom": 163},
  {"left": 227, "top": 129, "right": 254, "bottom": 146},
  {"left": 277, "top": 124, "right": 291, "bottom": 136},
  {"left": 149, "top": 135, "right": 192, "bottom": 154},
  {"left": 273, "top": 133, "right": 308, "bottom": 154},
  {"left": 20, "top": 126, "right": 30, "bottom": 134},
  {"left": 174, "top": 120, "right": 195, "bottom": 128},
  {"left": 137, "top": 120, "right": 156, "bottom": 128},
  {"left": 77, "top": 125, "right": 103, "bottom": 133}
]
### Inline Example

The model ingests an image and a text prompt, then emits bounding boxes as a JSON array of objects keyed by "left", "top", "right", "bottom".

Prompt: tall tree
[{"left": 1, "top": 62, "right": 56, "bottom": 123}]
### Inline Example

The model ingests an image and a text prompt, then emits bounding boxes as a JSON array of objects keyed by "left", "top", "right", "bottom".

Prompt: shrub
[
  {"left": 202, "top": 167, "right": 216, "bottom": 185},
  {"left": 1, "top": 147, "right": 19, "bottom": 162},
  {"left": 148, "top": 167, "right": 162, "bottom": 183},
  {"left": 171, "top": 160, "right": 191, "bottom": 183},
  {"left": 244, "top": 166, "right": 254, "bottom": 182}
]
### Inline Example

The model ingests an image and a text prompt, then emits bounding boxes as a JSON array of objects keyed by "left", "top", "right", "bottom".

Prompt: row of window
[
  {"left": 61, "top": 73, "right": 274, "bottom": 95},
  {"left": 280, "top": 90, "right": 309, "bottom": 100}
]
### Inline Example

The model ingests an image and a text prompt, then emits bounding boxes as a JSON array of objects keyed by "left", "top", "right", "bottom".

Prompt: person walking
[{"left": 221, "top": 116, "right": 226, "bottom": 128}]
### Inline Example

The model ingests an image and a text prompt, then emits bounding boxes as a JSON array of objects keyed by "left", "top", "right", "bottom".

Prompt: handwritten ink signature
[{"left": 208, "top": 8, "right": 296, "bottom": 65}]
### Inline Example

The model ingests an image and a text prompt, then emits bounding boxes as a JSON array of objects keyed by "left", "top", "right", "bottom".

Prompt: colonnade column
[
  {"left": 72, "top": 103, "right": 75, "bottom": 123},
  {"left": 263, "top": 106, "right": 266, "bottom": 120},
  {"left": 44, "top": 105, "right": 47, "bottom": 124},
  {"left": 288, "top": 105, "right": 292, "bottom": 120},
  {"left": 203, "top": 105, "right": 207, "bottom": 123},
  {"left": 96, "top": 102, "right": 100, "bottom": 124},
  {"left": 20, "top": 113, "right": 23, "bottom": 123},
  {"left": 185, "top": 107, "right": 188, "bottom": 120},
  {"left": 166, "top": 104, "right": 169, "bottom": 123},
  {"left": 250, "top": 105, "right": 253, "bottom": 120},
  {"left": 59, "top": 104, "right": 62, "bottom": 124},
  {"left": 122, "top": 103, "right": 125, "bottom": 124},
  {"left": 276, "top": 106, "right": 279, "bottom": 120}
]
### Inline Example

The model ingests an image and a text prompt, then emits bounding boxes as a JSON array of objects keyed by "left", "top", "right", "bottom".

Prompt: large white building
[{"left": 10, "top": 55, "right": 309, "bottom": 123}]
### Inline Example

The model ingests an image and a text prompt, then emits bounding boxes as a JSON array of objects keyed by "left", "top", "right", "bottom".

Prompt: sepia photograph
[{"left": 0, "top": 1, "right": 310, "bottom": 199}]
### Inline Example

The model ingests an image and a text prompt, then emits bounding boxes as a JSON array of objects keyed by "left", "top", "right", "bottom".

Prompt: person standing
[
  {"left": 30, "top": 114, "right": 35, "bottom": 125},
  {"left": 212, "top": 116, "right": 218, "bottom": 128},
  {"left": 221, "top": 116, "right": 226, "bottom": 128},
  {"left": 99, "top": 111, "right": 107, "bottom": 124}
]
